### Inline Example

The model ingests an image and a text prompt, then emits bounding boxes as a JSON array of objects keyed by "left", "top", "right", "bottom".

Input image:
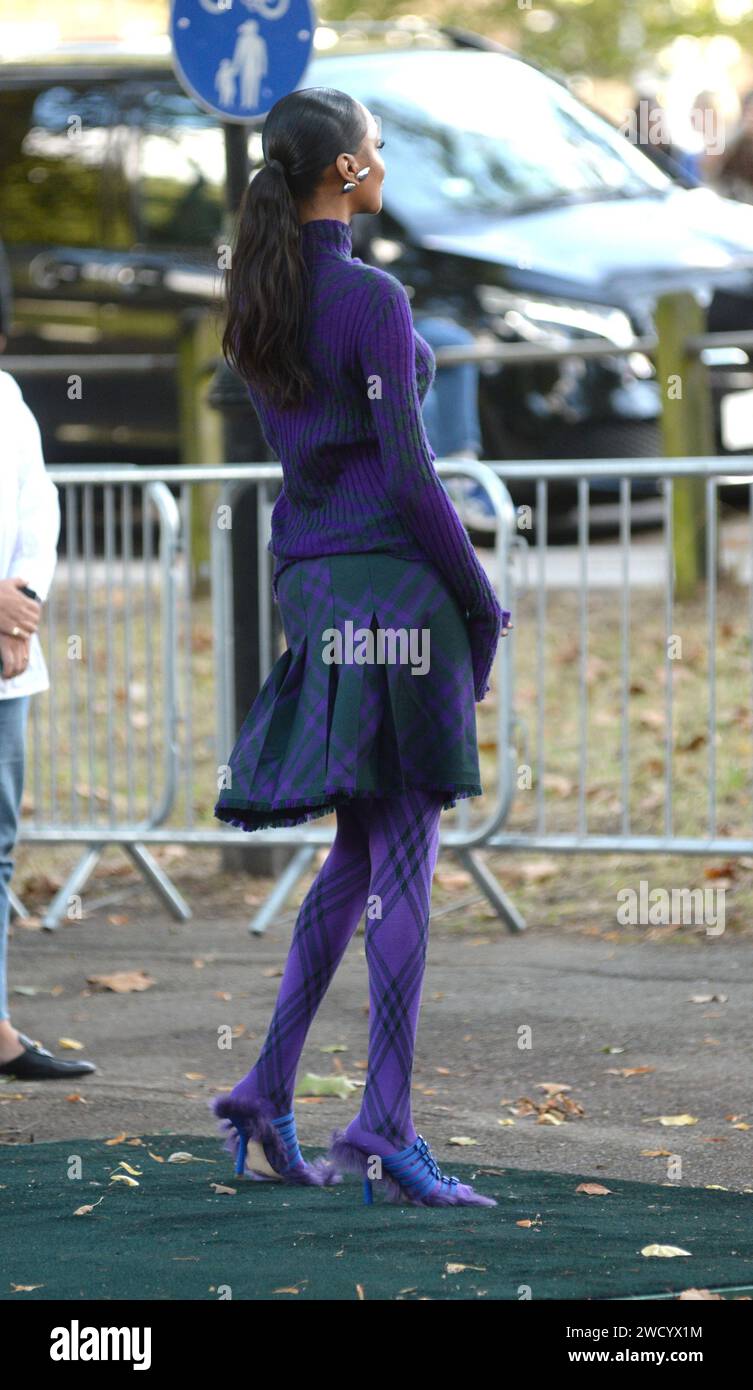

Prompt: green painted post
[
  {"left": 177, "top": 307, "right": 224, "bottom": 596},
  {"left": 654, "top": 291, "right": 715, "bottom": 599}
]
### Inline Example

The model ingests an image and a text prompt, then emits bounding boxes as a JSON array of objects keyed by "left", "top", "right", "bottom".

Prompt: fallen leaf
[
  {"left": 109, "top": 1174, "right": 139, "bottom": 1187},
  {"left": 605, "top": 1067, "right": 655, "bottom": 1078},
  {"left": 210, "top": 1183, "right": 237, "bottom": 1195},
  {"left": 448, "top": 1136, "right": 478, "bottom": 1146},
  {"left": 542, "top": 775, "right": 573, "bottom": 798},
  {"left": 166, "top": 1151, "right": 215, "bottom": 1164},
  {"left": 641, "top": 1244, "right": 691, "bottom": 1258},
  {"left": 655, "top": 1115, "right": 698, "bottom": 1127},
  {"left": 510, "top": 1090, "right": 585, "bottom": 1123},
  {"left": 435, "top": 871, "right": 473, "bottom": 890},
  {"left": 678, "top": 1288, "right": 722, "bottom": 1300},
  {"left": 74, "top": 1197, "right": 105, "bottom": 1216},
  {"left": 86, "top": 970, "right": 155, "bottom": 993},
  {"left": 294, "top": 1073, "right": 357, "bottom": 1099},
  {"left": 703, "top": 862, "right": 736, "bottom": 880},
  {"left": 519, "top": 859, "right": 558, "bottom": 882},
  {"left": 58, "top": 1038, "right": 84, "bottom": 1051},
  {"left": 445, "top": 1263, "right": 486, "bottom": 1273},
  {"left": 10, "top": 1283, "right": 44, "bottom": 1292},
  {"left": 576, "top": 1183, "right": 612, "bottom": 1196},
  {"left": 679, "top": 734, "right": 707, "bottom": 753}
]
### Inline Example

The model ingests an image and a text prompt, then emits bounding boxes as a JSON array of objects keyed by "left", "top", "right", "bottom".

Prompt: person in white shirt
[{"left": 0, "top": 360, "right": 96, "bottom": 1079}]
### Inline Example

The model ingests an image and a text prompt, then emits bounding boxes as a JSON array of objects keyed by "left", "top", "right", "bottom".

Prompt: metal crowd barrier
[
  {"left": 19, "top": 462, "right": 517, "bottom": 931},
  {"left": 486, "top": 456, "right": 753, "bottom": 867},
  {"left": 16, "top": 465, "right": 187, "bottom": 927},
  {"left": 18, "top": 455, "right": 753, "bottom": 934}
]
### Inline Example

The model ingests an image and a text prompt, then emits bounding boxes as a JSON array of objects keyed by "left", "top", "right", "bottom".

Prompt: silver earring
[{"left": 342, "top": 166, "right": 371, "bottom": 193}]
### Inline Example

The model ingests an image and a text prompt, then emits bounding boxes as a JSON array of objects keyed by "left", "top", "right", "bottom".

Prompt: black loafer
[{"left": 0, "top": 1033, "right": 96, "bottom": 1080}]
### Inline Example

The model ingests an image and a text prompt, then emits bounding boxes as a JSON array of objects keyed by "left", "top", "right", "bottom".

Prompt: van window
[
  {"left": 115, "top": 83, "right": 225, "bottom": 248},
  {"left": 311, "top": 50, "right": 669, "bottom": 223}
]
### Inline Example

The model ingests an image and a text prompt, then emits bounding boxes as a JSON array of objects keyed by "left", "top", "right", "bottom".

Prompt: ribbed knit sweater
[{"left": 246, "top": 216, "right": 506, "bottom": 700}]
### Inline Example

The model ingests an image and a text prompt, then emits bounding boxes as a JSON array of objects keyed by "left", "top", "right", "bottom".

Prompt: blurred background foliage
[
  {"left": 1, "top": 1, "right": 753, "bottom": 122},
  {"left": 323, "top": 1, "right": 753, "bottom": 81}
]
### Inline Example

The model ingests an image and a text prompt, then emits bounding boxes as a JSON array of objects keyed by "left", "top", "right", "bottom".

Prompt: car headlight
[{"left": 475, "top": 284, "right": 635, "bottom": 349}]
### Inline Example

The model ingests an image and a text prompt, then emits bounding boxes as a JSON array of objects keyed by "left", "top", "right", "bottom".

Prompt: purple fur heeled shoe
[
  {"left": 328, "top": 1127, "right": 497, "bottom": 1207},
  {"left": 211, "top": 1094, "right": 342, "bottom": 1186}
]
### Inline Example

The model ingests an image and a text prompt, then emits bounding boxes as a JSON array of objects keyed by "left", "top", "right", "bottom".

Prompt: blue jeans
[
  {"left": 0, "top": 696, "right": 30, "bottom": 1022},
  {"left": 415, "top": 316, "right": 482, "bottom": 457}
]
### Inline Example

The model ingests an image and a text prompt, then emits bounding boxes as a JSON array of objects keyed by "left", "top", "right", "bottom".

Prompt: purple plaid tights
[{"left": 224, "top": 788, "right": 444, "bottom": 1160}]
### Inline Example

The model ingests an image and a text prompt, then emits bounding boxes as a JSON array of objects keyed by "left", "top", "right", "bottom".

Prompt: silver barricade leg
[{"left": 39, "top": 478, "right": 189, "bottom": 927}]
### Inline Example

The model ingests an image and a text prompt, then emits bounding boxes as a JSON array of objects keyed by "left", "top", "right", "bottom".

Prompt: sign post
[{"left": 169, "top": 0, "right": 315, "bottom": 873}]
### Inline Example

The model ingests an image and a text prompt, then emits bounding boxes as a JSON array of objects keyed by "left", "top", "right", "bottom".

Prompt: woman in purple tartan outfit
[{"left": 210, "top": 88, "right": 511, "bottom": 1206}]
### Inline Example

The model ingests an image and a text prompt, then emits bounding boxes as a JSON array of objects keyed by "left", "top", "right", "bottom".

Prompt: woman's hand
[
  {"left": 0, "top": 577, "right": 41, "bottom": 639},
  {"left": 468, "top": 604, "right": 513, "bottom": 702},
  {"left": 0, "top": 633, "right": 31, "bottom": 680}
]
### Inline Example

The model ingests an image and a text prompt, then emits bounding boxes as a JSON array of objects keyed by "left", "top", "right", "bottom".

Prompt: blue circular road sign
[{"left": 170, "top": 0, "right": 316, "bottom": 123}]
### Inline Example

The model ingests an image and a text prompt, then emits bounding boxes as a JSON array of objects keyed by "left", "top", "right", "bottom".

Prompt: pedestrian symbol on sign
[{"left": 170, "top": 0, "right": 315, "bottom": 123}]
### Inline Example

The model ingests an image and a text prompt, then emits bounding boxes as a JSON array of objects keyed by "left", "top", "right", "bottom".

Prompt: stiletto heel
[
  {"left": 329, "top": 1128, "right": 497, "bottom": 1208},
  {"left": 234, "top": 1128, "right": 248, "bottom": 1177}
]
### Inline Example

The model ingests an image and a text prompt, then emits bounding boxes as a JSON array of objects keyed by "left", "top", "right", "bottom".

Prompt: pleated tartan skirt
[{"left": 213, "top": 551, "right": 483, "bottom": 832}]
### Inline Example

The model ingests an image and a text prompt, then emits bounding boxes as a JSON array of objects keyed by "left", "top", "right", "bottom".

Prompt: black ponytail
[{"left": 222, "top": 88, "right": 368, "bottom": 410}]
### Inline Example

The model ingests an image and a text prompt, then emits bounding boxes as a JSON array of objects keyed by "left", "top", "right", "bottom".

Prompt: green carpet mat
[{"left": 1, "top": 1135, "right": 751, "bottom": 1300}]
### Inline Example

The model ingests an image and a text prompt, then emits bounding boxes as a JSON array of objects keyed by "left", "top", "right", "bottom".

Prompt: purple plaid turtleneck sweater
[{"left": 246, "top": 216, "right": 506, "bottom": 700}]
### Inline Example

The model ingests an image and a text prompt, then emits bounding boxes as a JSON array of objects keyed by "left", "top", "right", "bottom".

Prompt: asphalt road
[{"left": 2, "top": 911, "right": 752, "bottom": 1193}]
